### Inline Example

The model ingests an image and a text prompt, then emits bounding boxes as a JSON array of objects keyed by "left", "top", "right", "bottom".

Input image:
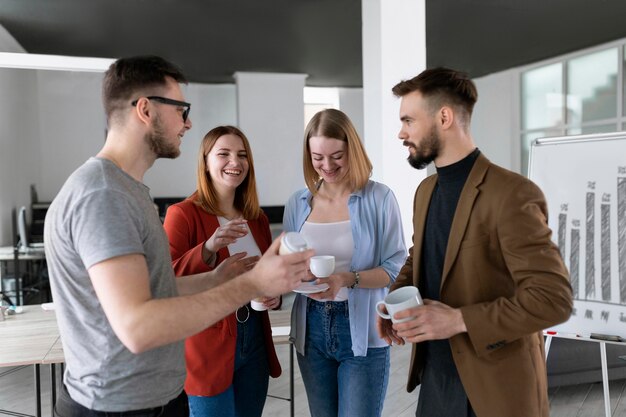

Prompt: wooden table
[{"left": 0, "top": 305, "right": 60, "bottom": 417}]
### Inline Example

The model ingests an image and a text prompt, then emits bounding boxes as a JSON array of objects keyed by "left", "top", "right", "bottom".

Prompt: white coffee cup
[
  {"left": 310, "top": 255, "right": 335, "bottom": 278},
  {"left": 250, "top": 299, "right": 268, "bottom": 311},
  {"left": 279, "top": 232, "right": 310, "bottom": 255},
  {"left": 375, "top": 286, "right": 423, "bottom": 323}
]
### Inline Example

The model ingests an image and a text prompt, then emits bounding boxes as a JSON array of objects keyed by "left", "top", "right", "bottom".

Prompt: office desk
[
  {"left": 0, "top": 247, "right": 46, "bottom": 262},
  {"left": 0, "top": 246, "right": 46, "bottom": 305},
  {"left": 0, "top": 305, "right": 60, "bottom": 417}
]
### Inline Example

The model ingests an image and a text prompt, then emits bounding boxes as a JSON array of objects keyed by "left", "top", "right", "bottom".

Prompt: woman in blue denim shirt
[{"left": 283, "top": 109, "right": 407, "bottom": 417}]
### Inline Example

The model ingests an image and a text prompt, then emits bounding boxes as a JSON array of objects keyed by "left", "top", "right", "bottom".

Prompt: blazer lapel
[{"left": 440, "top": 154, "right": 490, "bottom": 288}]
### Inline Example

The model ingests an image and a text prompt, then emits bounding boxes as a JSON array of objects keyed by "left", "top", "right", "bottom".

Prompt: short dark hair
[
  {"left": 102, "top": 55, "right": 187, "bottom": 124},
  {"left": 392, "top": 67, "right": 478, "bottom": 117}
]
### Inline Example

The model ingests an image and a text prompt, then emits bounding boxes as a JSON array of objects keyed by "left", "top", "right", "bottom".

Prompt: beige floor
[
  {"left": 0, "top": 344, "right": 417, "bottom": 417},
  {"left": 4, "top": 344, "right": 626, "bottom": 417}
]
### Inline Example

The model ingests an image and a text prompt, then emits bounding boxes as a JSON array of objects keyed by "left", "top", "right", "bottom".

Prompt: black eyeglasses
[{"left": 131, "top": 96, "right": 191, "bottom": 122}]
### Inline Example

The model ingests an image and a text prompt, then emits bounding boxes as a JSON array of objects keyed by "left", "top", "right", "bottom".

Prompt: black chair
[{"left": 4, "top": 207, "right": 50, "bottom": 305}]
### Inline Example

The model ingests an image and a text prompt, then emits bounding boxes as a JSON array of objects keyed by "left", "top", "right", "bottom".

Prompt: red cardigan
[{"left": 163, "top": 198, "right": 281, "bottom": 396}]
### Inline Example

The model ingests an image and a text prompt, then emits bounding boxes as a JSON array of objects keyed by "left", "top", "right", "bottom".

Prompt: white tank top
[{"left": 300, "top": 220, "right": 353, "bottom": 301}]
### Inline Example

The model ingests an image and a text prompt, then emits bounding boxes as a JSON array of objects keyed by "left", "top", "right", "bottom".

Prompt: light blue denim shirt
[{"left": 283, "top": 180, "right": 407, "bottom": 356}]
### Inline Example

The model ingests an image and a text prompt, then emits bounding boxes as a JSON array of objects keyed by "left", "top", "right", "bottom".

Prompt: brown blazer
[{"left": 392, "top": 154, "right": 573, "bottom": 417}]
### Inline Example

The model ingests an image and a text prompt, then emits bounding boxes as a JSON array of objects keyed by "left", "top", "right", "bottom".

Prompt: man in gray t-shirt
[
  {"left": 46, "top": 157, "right": 186, "bottom": 410},
  {"left": 45, "top": 56, "right": 313, "bottom": 416}
]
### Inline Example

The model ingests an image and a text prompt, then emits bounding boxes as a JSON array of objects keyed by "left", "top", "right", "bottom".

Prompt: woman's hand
[
  {"left": 307, "top": 271, "right": 352, "bottom": 301},
  {"left": 205, "top": 218, "right": 249, "bottom": 253},
  {"left": 377, "top": 313, "right": 404, "bottom": 346}
]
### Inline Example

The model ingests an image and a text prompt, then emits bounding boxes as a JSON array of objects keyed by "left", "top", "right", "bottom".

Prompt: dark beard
[
  {"left": 146, "top": 115, "right": 180, "bottom": 159},
  {"left": 406, "top": 126, "right": 440, "bottom": 170}
]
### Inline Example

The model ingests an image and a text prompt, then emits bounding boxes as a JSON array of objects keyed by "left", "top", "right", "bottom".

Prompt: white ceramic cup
[
  {"left": 250, "top": 299, "right": 268, "bottom": 311},
  {"left": 310, "top": 255, "right": 335, "bottom": 278},
  {"left": 375, "top": 286, "right": 423, "bottom": 323},
  {"left": 279, "top": 232, "right": 310, "bottom": 255}
]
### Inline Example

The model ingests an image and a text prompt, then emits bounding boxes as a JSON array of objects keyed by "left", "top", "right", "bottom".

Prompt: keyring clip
[{"left": 236, "top": 305, "right": 250, "bottom": 323}]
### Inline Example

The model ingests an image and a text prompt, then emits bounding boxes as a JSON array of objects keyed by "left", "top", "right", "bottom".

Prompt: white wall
[
  {"left": 234, "top": 72, "right": 307, "bottom": 206},
  {"left": 0, "top": 68, "right": 39, "bottom": 245},
  {"left": 338, "top": 88, "right": 364, "bottom": 140},
  {"left": 472, "top": 69, "right": 520, "bottom": 173},
  {"left": 36, "top": 71, "right": 105, "bottom": 202},
  {"left": 0, "top": 25, "right": 36, "bottom": 245}
]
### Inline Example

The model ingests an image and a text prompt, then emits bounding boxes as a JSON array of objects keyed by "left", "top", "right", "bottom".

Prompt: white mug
[
  {"left": 375, "top": 286, "right": 423, "bottom": 323},
  {"left": 279, "top": 232, "right": 310, "bottom": 255},
  {"left": 250, "top": 299, "right": 268, "bottom": 312},
  {"left": 310, "top": 255, "right": 335, "bottom": 278}
]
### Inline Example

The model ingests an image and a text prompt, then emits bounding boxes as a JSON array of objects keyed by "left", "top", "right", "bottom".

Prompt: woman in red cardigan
[{"left": 163, "top": 125, "right": 281, "bottom": 417}]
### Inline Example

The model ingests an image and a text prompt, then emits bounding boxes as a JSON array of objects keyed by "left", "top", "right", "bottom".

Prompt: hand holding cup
[{"left": 376, "top": 286, "right": 423, "bottom": 323}]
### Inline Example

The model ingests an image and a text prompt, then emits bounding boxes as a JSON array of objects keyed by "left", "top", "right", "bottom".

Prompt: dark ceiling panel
[
  {"left": 2, "top": 0, "right": 626, "bottom": 86},
  {"left": 0, "top": 0, "right": 363, "bottom": 86},
  {"left": 426, "top": 0, "right": 626, "bottom": 78}
]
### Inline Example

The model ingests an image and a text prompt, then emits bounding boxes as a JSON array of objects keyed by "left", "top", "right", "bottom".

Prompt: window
[
  {"left": 303, "top": 87, "right": 339, "bottom": 128},
  {"left": 520, "top": 44, "right": 624, "bottom": 175},
  {"left": 567, "top": 48, "right": 617, "bottom": 124},
  {"left": 522, "top": 63, "right": 563, "bottom": 131}
]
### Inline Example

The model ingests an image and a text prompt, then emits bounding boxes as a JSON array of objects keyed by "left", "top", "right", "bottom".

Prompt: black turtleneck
[
  {"left": 422, "top": 148, "right": 480, "bottom": 302},
  {"left": 416, "top": 148, "right": 480, "bottom": 417}
]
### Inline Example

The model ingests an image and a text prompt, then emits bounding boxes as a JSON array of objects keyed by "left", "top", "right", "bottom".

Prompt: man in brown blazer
[{"left": 377, "top": 67, "right": 573, "bottom": 417}]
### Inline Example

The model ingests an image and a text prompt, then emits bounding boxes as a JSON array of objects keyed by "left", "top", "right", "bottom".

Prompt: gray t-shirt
[{"left": 44, "top": 157, "right": 185, "bottom": 411}]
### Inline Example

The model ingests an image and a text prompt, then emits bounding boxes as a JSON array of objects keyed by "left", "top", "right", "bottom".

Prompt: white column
[
  {"left": 338, "top": 87, "right": 364, "bottom": 140},
  {"left": 234, "top": 72, "right": 308, "bottom": 206},
  {"left": 362, "top": 0, "right": 427, "bottom": 243}
]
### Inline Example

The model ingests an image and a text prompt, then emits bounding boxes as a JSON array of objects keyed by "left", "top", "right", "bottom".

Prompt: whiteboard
[{"left": 529, "top": 132, "right": 626, "bottom": 338}]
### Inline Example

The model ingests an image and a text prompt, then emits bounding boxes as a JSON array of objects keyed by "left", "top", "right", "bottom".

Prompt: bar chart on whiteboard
[
  {"left": 556, "top": 173, "right": 626, "bottom": 303},
  {"left": 529, "top": 133, "right": 626, "bottom": 338}
]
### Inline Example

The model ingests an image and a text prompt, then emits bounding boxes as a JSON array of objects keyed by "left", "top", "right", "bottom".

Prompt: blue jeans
[
  {"left": 298, "top": 298, "right": 390, "bottom": 417},
  {"left": 188, "top": 308, "right": 269, "bottom": 417}
]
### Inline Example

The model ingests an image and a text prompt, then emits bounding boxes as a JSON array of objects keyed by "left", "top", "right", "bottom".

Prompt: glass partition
[
  {"left": 567, "top": 48, "right": 617, "bottom": 124},
  {"left": 521, "top": 63, "right": 563, "bottom": 131}
]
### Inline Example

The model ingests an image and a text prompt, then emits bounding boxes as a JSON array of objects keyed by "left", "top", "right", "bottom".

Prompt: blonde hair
[
  {"left": 192, "top": 126, "right": 262, "bottom": 219},
  {"left": 303, "top": 109, "right": 372, "bottom": 193}
]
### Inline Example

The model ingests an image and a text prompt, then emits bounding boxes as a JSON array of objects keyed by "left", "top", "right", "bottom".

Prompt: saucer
[{"left": 293, "top": 282, "right": 329, "bottom": 294}]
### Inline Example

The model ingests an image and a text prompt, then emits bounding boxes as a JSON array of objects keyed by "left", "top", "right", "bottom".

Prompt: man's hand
[
  {"left": 254, "top": 296, "right": 281, "bottom": 310},
  {"left": 392, "top": 300, "right": 467, "bottom": 344},
  {"left": 212, "top": 252, "right": 258, "bottom": 283},
  {"left": 248, "top": 234, "right": 314, "bottom": 297}
]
